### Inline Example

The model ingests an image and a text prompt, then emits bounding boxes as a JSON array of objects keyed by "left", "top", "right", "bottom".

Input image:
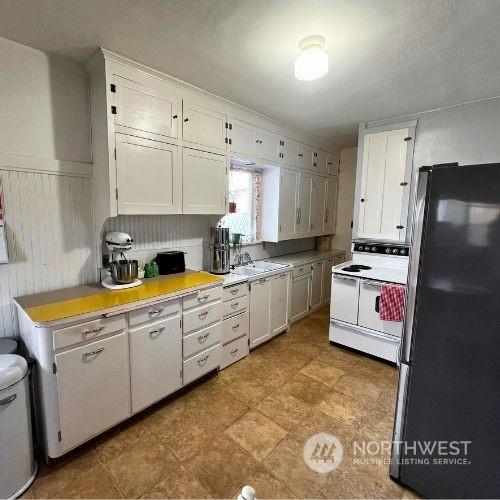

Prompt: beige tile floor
[{"left": 23, "top": 306, "right": 420, "bottom": 499}]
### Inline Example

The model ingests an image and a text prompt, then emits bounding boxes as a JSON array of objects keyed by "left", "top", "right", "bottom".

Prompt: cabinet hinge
[
  {"left": 180, "top": 369, "right": 182, "bottom": 379},
  {"left": 110, "top": 83, "right": 116, "bottom": 93},
  {"left": 52, "top": 362, "right": 57, "bottom": 374},
  {"left": 58, "top": 431, "right": 62, "bottom": 442},
  {"left": 279, "top": 224, "right": 282, "bottom": 232},
  {"left": 248, "top": 282, "right": 252, "bottom": 291},
  {"left": 114, "top": 147, "right": 117, "bottom": 160},
  {"left": 115, "top": 188, "right": 119, "bottom": 200},
  {"left": 225, "top": 122, "right": 228, "bottom": 129},
  {"left": 248, "top": 338, "right": 250, "bottom": 346},
  {"left": 225, "top": 137, "right": 228, "bottom": 144},
  {"left": 111, "top": 105, "right": 117, "bottom": 114},
  {"left": 404, "top": 136, "right": 412, "bottom": 142},
  {"left": 400, "top": 181, "right": 408, "bottom": 186},
  {"left": 179, "top": 319, "right": 182, "bottom": 329}
]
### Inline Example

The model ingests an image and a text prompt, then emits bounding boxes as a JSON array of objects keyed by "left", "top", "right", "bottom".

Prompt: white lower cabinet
[
  {"left": 222, "top": 311, "right": 249, "bottom": 344},
  {"left": 330, "top": 275, "right": 359, "bottom": 324},
  {"left": 290, "top": 273, "right": 311, "bottom": 323},
  {"left": 322, "top": 258, "right": 335, "bottom": 304},
  {"left": 129, "top": 316, "right": 182, "bottom": 413},
  {"left": 309, "top": 261, "right": 323, "bottom": 311},
  {"left": 270, "top": 273, "right": 289, "bottom": 335},
  {"left": 183, "top": 322, "right": 222, "bottom": 358},
  {"left": 183, "top": 343, "right": 220, "bottom": 386},
  {"left": 221, "top": 335, "right": 249, "bottom": 369},
  {"left": 249, "top": 277, "right": 271, "bottom": 348},
  {"left": 56, "top": 333, "right": 130, "bottom": 452}
]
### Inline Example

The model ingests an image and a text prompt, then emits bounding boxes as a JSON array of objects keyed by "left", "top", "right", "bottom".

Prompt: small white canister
[{"left": 0, "top": 355, "right": 37, "bottom": 499}]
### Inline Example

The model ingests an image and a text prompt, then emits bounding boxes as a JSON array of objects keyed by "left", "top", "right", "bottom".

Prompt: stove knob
[
  {"left": 392, "top": 248, "right": 399, "bottom": 254},
  {"left": 360, "top": 246, "right": 366, "bottom": 251},
  {"left": 400, "top": 248, "right": 407, "bottom": 255},
  {"left": 371, "top": 246, "right": 377, "bottom": 252},
  {"left": 385, "top": 248, "right": 391, "bottom": 254}
]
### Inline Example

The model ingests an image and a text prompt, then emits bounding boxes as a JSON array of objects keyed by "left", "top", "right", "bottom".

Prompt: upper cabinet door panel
[
  {"left": 229, "top": 118, "right": 258, "bottom": 157},
  {"left": 312, "top": 149, "right": 328, "bottom": 173},
  {"left": 279, "top": 169, "right": 298, "bottom": 240},
  {"left": 297, "top": 143, "right": 313, "bottom": 171},
  {"left": 310, "top": 176, "right": 326, "bottom": 235},
  {"left": 116, "top": 134, "right": 181, "bottom": 215},
  {"left": 182, "top": 101, "right": 227, "bottom": 150},
  {"left": 295, "top": 172, "right": 312, "bottom": 237},
  {"left": 324, "top": 177, "right": 339, "bottom": 234},
  {"left": 327, "top": 152, "right": 340, "bottom": 176},
  {"left": 112, "top": 75, "right": 179, "bottom": 140},
  {"left": 257, "top": 129, "right": 279, "bottom": 162},
  {"left": 279, "top": 137, "right": 298, "bottom": 166},
  {"left": 182, "top": 148, "right": 227, "bottom": 214}
]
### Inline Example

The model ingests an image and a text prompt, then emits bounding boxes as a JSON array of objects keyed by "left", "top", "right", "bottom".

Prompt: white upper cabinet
[
  {"left": 257, "top": 129, "right": 279, "bottom": 162},
  {"left": 297, "top": 142, "right": 314, "bottom": 171},
  {"left": 182, "top": 100, "right": 227, "bottom": 151},
  {"left": 327, "top": 152, "right": 340, "bottom": 176},
  {"left": 182, "top": 148, "right": 227, "bottom": 214},
  {"left": 312, "top": 149, "right": 328, "bottom": 174},
  {"left": 229, "top": 118, "right": 258, "bottom": 157},
  {"left": 355, "top": 126, "right": 414, "bottom": 242},
  {"left": 310, "top": 176, "right": 326, "bottom": 234},
  {"left": 295, "top": 172, "right": 312, "bottom": 237},
  {"left": 111, "top": 75, "right": 180, "bottom": 140},
  {"left": 116, "top": 134, "right": 181, "bottom": 215},
  {"left": 324, "top": 176, "right": 339, "bottom": 235},
  {"left": 279, "top": 137, "right": 298, "bottom": 166}
]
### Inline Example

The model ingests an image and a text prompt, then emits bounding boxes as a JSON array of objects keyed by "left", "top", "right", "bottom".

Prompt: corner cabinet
[{"left": 353, "top": 123, "right": 416, "bottom": 242}]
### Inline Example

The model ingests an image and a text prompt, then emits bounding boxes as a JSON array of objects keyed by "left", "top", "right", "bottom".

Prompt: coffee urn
[{"left": 209, "top": 227, "right": 230, "bottom": 274}]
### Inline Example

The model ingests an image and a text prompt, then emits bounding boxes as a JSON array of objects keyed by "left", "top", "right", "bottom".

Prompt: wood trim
[{"left": 0, "top": 152, "right": 92, "bottom": 178}]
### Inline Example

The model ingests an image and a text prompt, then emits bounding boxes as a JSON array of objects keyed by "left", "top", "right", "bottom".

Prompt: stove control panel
[{"left": 352, "top": 242, "right": 409, "bottom": 256}]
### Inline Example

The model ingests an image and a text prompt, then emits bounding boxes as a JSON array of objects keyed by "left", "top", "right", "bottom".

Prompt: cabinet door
[
  {"left": 297, "top": 143, "right": 313, "bottom": 170},
  {"left": 312, "top": 149, "right": 328, "bottom": 173},
  {"left": 279, "top": 137, "right": 298, "bottom": 166},
  {"left": 358, "top": 128, "right": 410, "bottom": 241},
  {"left": 310, "top": 176, "right": 327, "bottom": 235},
  {"left": 322, "top": 258, "right": 335, "bottom": 304},
  {"left": 290, "top": 274, "right": 311, "bottom": 322},
  {"left": 309, "top": 261, "right": 323, "bottom": 311},
  {"left": 183, "top": 148, "right": 227, "bottom": 214},
  {"left": 295, "top": 172, "right": 312, "bottom": 237},
  {"left": 129, "top": 316, "right": 182, "bottom": 413},
  {"left": 229, "top": 118, "right": 258, "bottom": 157},
  {"left": 249, "top": 277, "right": 271, "bottom": 348},
  {"left": 112, "top": 75, "right": 179, "bottom": 139},
  {"left": 330, "top": 275, "right": 359, "bottom": 324},
  {"left": 327, "top": 152, "right": 339, "bottom": 176},
  {"left": 278, "top": 169, "right": 298, "bottom": 240},
  {"left": 257, "top": 129, "right": 279, "bottom": 162},
  {"left": 270, "top": 272, "right": 289, "bottom": 335},
  {"left": 56, "top": 333, "right": 130, "bottom": 452},
  {"left": 182, "top": 101, "right": 227, "bottom": 150},
  {"left": 324, "top": 177, "right": 339, "bottom": 234},
  {"left": 116, "top": 134, "right": 181, "bottom": 214}
]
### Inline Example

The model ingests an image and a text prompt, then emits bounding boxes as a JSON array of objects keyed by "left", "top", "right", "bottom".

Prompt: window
[{"left": 219, "top": 167, "right": 262, "bottom": 244}]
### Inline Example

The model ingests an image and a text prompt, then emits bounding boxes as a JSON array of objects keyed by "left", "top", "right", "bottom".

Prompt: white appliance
[
  {"left": 0, "top": 355, "right": 37, "bottom": 499},
  {"left": 329, "top": 242, "right": 409, "bottom": 362}
]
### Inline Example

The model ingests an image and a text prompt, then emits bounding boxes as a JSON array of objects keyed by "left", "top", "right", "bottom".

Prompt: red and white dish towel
[{"left": 379, "top": 284, "right": 406, "bottom": 322}]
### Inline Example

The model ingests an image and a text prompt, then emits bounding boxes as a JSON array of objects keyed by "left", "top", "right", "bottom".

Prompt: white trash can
[{"left": 0, "top": 355, "right": 37, "bottom": 499}]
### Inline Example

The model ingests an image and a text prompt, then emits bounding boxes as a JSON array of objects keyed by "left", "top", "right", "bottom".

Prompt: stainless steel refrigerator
[{"left": 390, "top": 163, "right": 500, "bottom": 498}]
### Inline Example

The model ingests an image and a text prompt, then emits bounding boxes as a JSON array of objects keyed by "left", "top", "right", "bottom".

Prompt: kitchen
[{"left": 0, "top": 2, "right": 499, "bottom": 499}]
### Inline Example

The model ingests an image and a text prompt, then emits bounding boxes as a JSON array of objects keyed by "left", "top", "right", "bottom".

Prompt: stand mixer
[{"left": 101, "top": 231, "right": 142, "bottom": 290}]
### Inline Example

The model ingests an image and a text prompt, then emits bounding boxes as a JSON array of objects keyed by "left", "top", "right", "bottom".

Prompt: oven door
[
  {"left": 330, "top": 274, "right": 359, "bottom": 325},
  {"left": 358, "top": 279, "right": 403, "bottom": 337}
]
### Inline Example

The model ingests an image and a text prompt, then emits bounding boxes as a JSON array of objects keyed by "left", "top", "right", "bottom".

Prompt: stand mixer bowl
[{"left": 109, "top": 259, "right": 139, "bottom": 284}]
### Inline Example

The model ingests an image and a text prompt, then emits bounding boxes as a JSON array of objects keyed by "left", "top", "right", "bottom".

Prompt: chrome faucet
[{"left": 234, "top": 251, "right": 253, "bottom": 266}]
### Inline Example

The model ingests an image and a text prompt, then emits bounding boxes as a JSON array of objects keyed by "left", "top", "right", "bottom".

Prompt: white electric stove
[{"left": 329, "top": 241, "right": 409, "bottom": 363}]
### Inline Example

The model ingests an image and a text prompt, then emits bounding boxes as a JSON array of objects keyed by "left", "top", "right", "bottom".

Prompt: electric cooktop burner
[
  {"left": 352, "top": 265, "right": 372, "bottom": 270},
  {"left": 342, "top": 266, "right": 361, "bottom": 272}
]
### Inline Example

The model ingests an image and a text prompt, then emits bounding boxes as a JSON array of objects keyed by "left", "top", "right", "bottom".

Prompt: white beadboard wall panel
[{"left": 0, "top": 169, "right": 95, "bottom": 338}]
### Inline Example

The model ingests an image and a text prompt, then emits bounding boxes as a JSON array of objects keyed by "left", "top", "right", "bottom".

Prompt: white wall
[
  {"left": 331, "top": 147, "right": 357, "bottom": 255},
  {"left": 0, "top": 37, "right": 93, "bottom": 338}
]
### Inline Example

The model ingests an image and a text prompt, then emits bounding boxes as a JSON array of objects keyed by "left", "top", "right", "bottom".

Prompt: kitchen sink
[
  {"left": 248, "top": 261, "right": 288, "bottom": 271},
  {"left": 230, "top": 266, "right": 262, "bottom": 276}
]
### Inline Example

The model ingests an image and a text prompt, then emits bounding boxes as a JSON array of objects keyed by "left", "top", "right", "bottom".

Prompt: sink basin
[
  {"left": 230, "top": 266, "right": 262, "bottom": 276},
  {"left": 248, "top": 261, "right": 288, "bottom": 271}
]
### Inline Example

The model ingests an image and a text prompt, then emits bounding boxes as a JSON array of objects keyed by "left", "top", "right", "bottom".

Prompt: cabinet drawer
[
  {"left": 183, "top": 343, "right": 220, "bottom": 386},
  {"left": 183, "top": 322, "right": 221, "bottom": 359},
  {"left": 53, "top": 314, "right": 126, "bottom": 350},
  {"left": 183, "top": 286, "right": 223, "bottom": 310},
  {"left": 128, "top": 298, "right": 180, "bottom": 327},
  {"left": 220, "top": 335, "right": 249, "bottom": 370},
  {"left": 183, "top": 301, "right": 222, "bottom": 334},
  {"left": 223, "top": 283, "right": 247, "bottom": 301},
  {"left": 293, "top": 264, "right": 311, "bottom": 278},
  {"left": 223, "top": 294, "right": 248, "bottom": 318},
  {"left": 222, "top": 311, "right": 249, "bottom": 344}
]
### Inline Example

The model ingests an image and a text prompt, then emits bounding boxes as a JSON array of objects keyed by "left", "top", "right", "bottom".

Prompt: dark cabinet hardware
[
  {"left": 404, "top": 136, "right": 412, "bottom": 141},
  {"left": 110, "top": 83, "right": 116, "bottom": 93},
  {"left": 360, "top": 198, "right": 365, "bottom": 202},
  {"left": 111, "top": 106, "right": 117, "bottom": 114},
  {"left": 375, "top": 296, "right": 380, "bottom": 313},
  {"left": 396, "top": 225, "right": 404, "bottom": 229},
  {"left": 400, "top": 181, "right": 408, "bottom": 186},
  {"left": 173, "top": 114, "right": 178, "bottom": 119}
]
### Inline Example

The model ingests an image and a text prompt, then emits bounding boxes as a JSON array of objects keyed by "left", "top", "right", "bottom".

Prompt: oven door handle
[{"left": 375, "top": 295, "right": 380, "bottom": 313}]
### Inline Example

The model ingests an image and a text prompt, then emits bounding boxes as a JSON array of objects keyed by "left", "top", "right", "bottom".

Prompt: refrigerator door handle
[{"left": 401, "top": 169, "right": 429, "bottom": 364}]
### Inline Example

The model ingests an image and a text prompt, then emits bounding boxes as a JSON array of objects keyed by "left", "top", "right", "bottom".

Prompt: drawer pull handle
[
  {"left": 83, "top": 347, "right": 104, "bottom": 358},
  {"left": 198, "top": 311, "right": 208, "bottom": 319},
  {"left": 232, "top": 323, "right": 240, "bottom": 330},
  {"left": 375, "top": 296, "right": 381, "bottom": 313},
  {"left": 230, "top": 302, "right": 239, "bottom": 309},
  {"left": 197, "top": 355, "right": 209, "bottom": 366},
  {"left": 82, "top": 326, "right": 104, "bottom": 335},
  {"left": 197, "top": 333, "right": 209, "bottom": 342},
  {"left": 0, "top": 394, "right": 16, "bottom": 405},
  {"left": 198, "top": 295, "right": 210, "bottom": 302},
  {"left": 149, "top": 307, "right": 164, "bottom": 316},
  {"left": 230, "top": 289, "right": 238, "bottom": 295},
  {"left": 230, "top": 348, "right": 239, "bottom": 356},
  {"left": 280, "top": 273, "right": 287, "bottom": 278},
  {"left": 149, "top": 326, "right": 165, "bottom": 337}
]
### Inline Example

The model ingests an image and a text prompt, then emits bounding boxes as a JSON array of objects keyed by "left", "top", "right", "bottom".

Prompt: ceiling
[{"left": 1, "top": 0, "right": 499, "bottom": 149}]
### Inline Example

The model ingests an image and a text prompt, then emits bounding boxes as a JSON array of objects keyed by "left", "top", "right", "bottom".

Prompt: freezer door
[{"left": 398, "top": 163, "right": 500, "bottom": 498}]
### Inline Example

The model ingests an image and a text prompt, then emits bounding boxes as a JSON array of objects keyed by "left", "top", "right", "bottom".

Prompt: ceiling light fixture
[{"left": 294, "top": 35, "right": 328, "bottom": 81}]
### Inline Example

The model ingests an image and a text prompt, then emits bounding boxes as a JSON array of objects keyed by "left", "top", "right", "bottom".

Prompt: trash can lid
[
  {"left": 0, "top": 355, "right": 28, "bottom": 391},
  {"left": 0, "top": 339, "right": 17, "bottom": 355}
]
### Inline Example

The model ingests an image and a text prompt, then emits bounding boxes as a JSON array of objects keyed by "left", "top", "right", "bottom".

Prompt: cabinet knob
[
  {"left": 173, "top": 114, "right": 178, "bottom": 119},
  {"left": 184, "top": 118, "right": 189, "bottom": 122},
  {"left": 396, "top": 225, "right": 404, "bottom": 229},
  {"left": 400, "top": 181, "right": 408, "bottom": 186},
  {"left": 360, "top": 198, "right": 365, "bottom": 203}
]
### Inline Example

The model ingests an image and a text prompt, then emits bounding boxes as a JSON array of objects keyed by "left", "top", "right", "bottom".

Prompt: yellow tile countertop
[{"left": 15, "top": 270, "right": 222, "bottom": 326}]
